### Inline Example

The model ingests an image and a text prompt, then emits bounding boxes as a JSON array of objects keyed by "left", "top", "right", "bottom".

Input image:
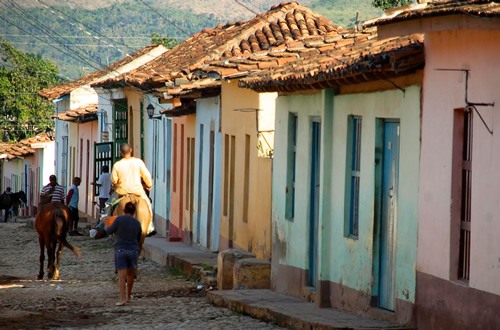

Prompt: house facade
[
  {"left": 218, "top": 80, "right": 275, "bottom": 260},
  {"left": 367, "top": 1, "right": 500, "bottom": 328},
  {"left": 238, "top": 24, "right": 424, "bottom": 323},
  {"left": 0, "top": 133, "right": 54, "bottom": 216},
  {"left": 39, "top": 44, "right": 167, "bottom": 221},
  {"left": 99, "top": 2, "right": 337, "bottom": 262}
]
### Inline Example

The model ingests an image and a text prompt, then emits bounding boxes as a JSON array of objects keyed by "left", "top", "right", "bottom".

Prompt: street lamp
[
  {"left": 146, "top": 103, "right": 162, "bottom": 120},
  {"left": 146, "top": 103, "right": 162, "bottom": 232}
]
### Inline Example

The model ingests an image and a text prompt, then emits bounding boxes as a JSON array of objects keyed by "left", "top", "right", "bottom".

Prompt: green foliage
[
  {"left": 150, "top": 33, "right": 178, "bottom": 49},
  {"left": 372, "top": 0, "right": 412, "bottom": 10},
  {"left": 308, "top": 0, "right": 382, "bottom": 29},
  {"left": 0, "top": 40, "right": 60, "bottom": 142},
  {"left": 0, "top": 2, "right": 218, "bottom": 79}
]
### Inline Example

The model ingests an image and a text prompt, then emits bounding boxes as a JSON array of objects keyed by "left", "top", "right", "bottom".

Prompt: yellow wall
[
  {"left": 124, "top": 88, "right": 143, "bottom": 156},
  {"left": 219, "top": 80, "right": 276, "bottom": 260}
]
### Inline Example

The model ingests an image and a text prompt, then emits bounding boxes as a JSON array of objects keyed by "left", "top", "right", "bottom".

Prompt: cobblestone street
[{"left": 0, "top": 219, "right": 282, "bottom": 329}]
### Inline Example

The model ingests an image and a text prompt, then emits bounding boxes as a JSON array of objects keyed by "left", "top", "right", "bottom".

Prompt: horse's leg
[
  {"left": 47, "top": 240, "right": 56, "bottom": 279},
  {"left": 37, "top": 236, "right": 45, "bottom": 280},
  {"left": 53, "top": 240, "right": 63, "bottom": 280}
]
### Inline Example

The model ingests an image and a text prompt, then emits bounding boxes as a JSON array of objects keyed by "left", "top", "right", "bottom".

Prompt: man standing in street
[
  {"left": 92, "top": 165, "right": 112, "bottom": 213},
  {"left": 66, "top": 177, "right": 82, "bottom": 236}
]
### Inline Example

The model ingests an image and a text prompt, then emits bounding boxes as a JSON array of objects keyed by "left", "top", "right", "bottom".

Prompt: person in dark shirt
[{"left": 105, "top": 202, "right": 142, "bottom": 306}]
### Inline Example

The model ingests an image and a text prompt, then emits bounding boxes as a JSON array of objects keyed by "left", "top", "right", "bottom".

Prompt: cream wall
[
  {"left": 418, "top": 29, "right": 500, "bottom": 294},
  {"left": 75, "top": 121, "right": 99, "bottom": 218},
  {"left": 220, "top": 80, "right": 276, "bottom": 259},
  {"left": 271, "top": 91, "right": 324, "bottom": 269}
]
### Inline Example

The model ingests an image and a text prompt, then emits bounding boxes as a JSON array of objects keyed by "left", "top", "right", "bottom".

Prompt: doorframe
[
  {"left": 372, "top": 118, "right": 400, "bottom": 311},
  {"left": 308, "top": 117, "right": 321, "bottom": 288}
]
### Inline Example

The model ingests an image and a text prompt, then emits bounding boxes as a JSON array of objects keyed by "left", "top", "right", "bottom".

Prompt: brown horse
[
  {"left": 35, "top": 202, "right": 80, "bottom": 280},
  {"left": 112, "top": 194, "right": 151, "bottom": 250}
]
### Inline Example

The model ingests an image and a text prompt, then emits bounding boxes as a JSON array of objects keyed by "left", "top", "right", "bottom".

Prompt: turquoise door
[
  {"left": 308, "top": 120, "right": 321, "bottom": 287},
  {"left": 378, "top": 120, "right": 400, "bottom": 310}
]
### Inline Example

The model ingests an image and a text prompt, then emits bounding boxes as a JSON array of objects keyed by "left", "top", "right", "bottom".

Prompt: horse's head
[{"left": 18, "top": 191, "right": 27, "bottom": 204}]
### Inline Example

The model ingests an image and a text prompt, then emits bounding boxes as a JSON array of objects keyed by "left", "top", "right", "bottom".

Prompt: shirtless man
[{"left": 110, "top": 144, "right": 155, "bottom": 235}]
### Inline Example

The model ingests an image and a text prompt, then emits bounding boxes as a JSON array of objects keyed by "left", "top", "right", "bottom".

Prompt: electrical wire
[
  {"left": 136, "top": 0, "right": 190, "bottom": 36},
  {"left": 36, "top": 0, "right": 132, "bottom": 54},
  {"left": 1, "top": 0, "right": 102, "bottom": 72}
]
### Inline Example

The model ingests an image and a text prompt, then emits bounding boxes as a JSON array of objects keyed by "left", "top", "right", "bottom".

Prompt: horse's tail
[{"left": 53, "top": 207, "right": 81, "bottom": 257}]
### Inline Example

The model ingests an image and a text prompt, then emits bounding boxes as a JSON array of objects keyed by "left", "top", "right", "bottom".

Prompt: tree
[
  {"left": 0, "top": 40, "right": 61, "bottom": 142},
  {"left": 150, "top": 33, "right": 179, "bottom": 49},
  {"left": 372, "top": 0, "right": 411, "bottom": 10}
]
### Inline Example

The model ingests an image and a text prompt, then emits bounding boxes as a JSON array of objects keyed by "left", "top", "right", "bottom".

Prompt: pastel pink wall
[
  {"left": 169, "top": 115, "right": 196, "bottom": 242},
  {"left": 418, "top": 29, "right": 500, "bottom": 294}
]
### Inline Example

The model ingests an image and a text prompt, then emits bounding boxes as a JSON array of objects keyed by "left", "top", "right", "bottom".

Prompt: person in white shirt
[
  {"left": 93, "top": 165, "right": 112, "bottom": 213},
  {"left": 110, "top": 144, "right": 155, "bottom": 235}
]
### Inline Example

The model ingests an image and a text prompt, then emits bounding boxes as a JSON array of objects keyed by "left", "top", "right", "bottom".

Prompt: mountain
[{"left": 0, "top": 0, "right": 380, "bottom": 80}]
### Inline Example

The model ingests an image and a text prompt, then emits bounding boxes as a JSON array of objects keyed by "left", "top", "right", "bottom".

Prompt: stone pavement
[{"left": 142, "top": 237, "right": 412, "bottom": 330}]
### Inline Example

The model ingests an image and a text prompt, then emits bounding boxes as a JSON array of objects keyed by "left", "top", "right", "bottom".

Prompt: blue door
[
  {"left": 378, "top": 120, "right": 400, "bottom": 310},
  {"left": 308, "top": 120, "right": 321, "bottom": 287}
]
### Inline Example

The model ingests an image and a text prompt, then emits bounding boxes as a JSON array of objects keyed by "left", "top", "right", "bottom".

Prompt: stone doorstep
[
  {"left": 217, "top": 248, "right": 256, "bottom": 290},
  {"left": 233, "top": 258, "right": 271, "bottom": 290}
]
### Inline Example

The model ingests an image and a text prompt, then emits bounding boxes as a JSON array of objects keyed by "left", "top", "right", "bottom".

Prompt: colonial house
[
  {"left": 38, "top": 44, "right": 168, "bottom": 221},
  {"left": 0, "top": 132, "right": 54, "bottom": 216},
  {"left": 93, "top": 3, "right": 341, "bottom": 262},
  {"left": 365, "top": 1, "right": 500, "bottom": 328},
  {"left": 154, "top": 2, "right": 344, "bottom": 260},
  {"left": 228, "top": 21, "right": 425, "bottom": 325}
]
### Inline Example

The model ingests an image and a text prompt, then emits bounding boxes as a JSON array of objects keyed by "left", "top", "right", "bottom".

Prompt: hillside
[{"left": 0, "top": 0, "right": 380, "bottom": 79}]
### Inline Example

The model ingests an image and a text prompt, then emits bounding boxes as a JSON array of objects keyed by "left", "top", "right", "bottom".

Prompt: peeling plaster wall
[
  {"left": 330, "top": 86, "right": 421, "bottom": 303},
  {"left": 271, "top": 91, "right": 323, "bottom": 274},
  {"left": 272, "top": 86, "right": 420, "bottom": 307}
]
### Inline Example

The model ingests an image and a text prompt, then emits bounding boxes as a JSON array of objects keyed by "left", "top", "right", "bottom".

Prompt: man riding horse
[
  {"left": 40, "top": 175, "right": 66, "bottom": 204},
  {"left": 110, "top": 144, "right": 155, "bottom": 237}
]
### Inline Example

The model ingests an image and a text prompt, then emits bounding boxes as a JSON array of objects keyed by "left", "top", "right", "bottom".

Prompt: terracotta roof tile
[
  {"left": 52, "top": 104, "right": 98, "bottom": 123},
  {"left": 39, "top": 44, "right": 166, "bottom": 101},
  {"left": 0, "top": 132, "right": 52, "bottom": 160},
  {"left": 237, "top": 30, "right": 425, "bottom": 92},
  {"left": 364, "top": 0, "right": 500, "bottom": 27},
  {"left": 95, "top": 2, "right": 342, "bottom": 90}
]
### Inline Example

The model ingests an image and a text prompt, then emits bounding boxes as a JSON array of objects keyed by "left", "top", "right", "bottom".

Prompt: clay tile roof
[
  {"left": 364, "top": 0, "right": 500, "bottom": 27},
  {"left": 100, "top": 2, "right": 341, "bottom": 91},
  {"left": 38, "top": 44, "right": 164, "bottom": 101},
  {"left": 238, "top": 29, "right": 424, "bottom": 92},
  {"left": 155, "top": 78, "right": 221, "bottom": 98},
  {"left": 0, "top": 132, "right": 53, "bottom": 160},
  {"left": 52, "top": 104, "right": 98, "bottom": 123},
  {"left": 159, "top": 100, "right": 197, "bottom": 117}
]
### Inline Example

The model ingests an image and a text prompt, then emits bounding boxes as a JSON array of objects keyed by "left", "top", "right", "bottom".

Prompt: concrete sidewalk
[{"left": 142, "top": 237, "right": 411, "bottom": 330}]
